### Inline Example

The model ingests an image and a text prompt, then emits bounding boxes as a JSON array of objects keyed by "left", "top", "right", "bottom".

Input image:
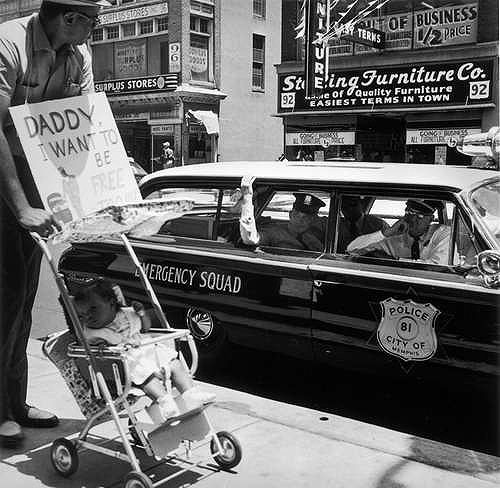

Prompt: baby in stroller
[{"left": 73, "top": 279, "right": 215, "bottom": 422}]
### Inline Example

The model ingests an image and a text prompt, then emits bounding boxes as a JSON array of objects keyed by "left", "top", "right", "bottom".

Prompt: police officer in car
[
  {"left": 347, "top": 199, "right": 450, "bottom": 265},
  {"left": 239, "top": 177, "right": 326, "bottom": 251}
]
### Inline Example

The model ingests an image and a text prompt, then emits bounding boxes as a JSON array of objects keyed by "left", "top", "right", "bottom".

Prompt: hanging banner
[
  {"left": 355, "top": 12, "right": 412, "bottom": 54},
  {"left": 9, "top": 92, "right": 141, "bottom": 223},
  {"left": 414, "top": 3, "right": 478, "bottom": 49},
  {"left": 338, "top": 24, "right": 385, "bottom": 49},
  {"left": 304, "top": 0, "right": 329, "bottom": 98},
  {"left": 278, "top": 59, "right": 494, "bottom": 112},
  {"left": 406, "top": 128, "right": 481, "bottom": 145},
  {"left": 286, "top": 131, "right": 355, "bottom": 146}
]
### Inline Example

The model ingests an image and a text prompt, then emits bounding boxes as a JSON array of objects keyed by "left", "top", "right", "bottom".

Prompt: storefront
[
  {"left": 96, "top": 75, "right": 225, "bottom": 171},
  {"left": 278, "top": 58, "right": 496, "bottom": 164}
]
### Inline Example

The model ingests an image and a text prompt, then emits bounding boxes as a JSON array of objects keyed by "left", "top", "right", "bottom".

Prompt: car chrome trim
[{"left": 309, "top": 264, "right": 500, "bottom": 294}]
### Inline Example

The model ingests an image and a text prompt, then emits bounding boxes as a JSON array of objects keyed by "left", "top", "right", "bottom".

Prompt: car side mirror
[{"left": 477, "top": 250, "right": 500, "bottom": 288}]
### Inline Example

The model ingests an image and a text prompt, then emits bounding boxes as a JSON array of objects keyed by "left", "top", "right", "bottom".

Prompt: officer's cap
[
  {"left": 293, "top": 193, "right": 325, "bottom": 215},
  {"left": 406, "top": 199, "right": 435, "bottom": 216},
  {"left": 42, "top": 0, "right": 111, "bottom": 7}
]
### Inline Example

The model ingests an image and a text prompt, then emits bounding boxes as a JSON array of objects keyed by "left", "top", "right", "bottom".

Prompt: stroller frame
[{"left": 34, "top": 232, "right": 242, "bottom": 488}]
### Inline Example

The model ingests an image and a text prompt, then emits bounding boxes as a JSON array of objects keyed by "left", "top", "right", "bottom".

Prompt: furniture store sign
[
  {"left": 95, "top": 74, "right": 178, "bottom": 95},
  {"left": 9, "top": 93, "right": 141, "bottom": 223},
  {"left": 278, "top": 59, "right": 493, "bottom": 112},
  {"left": 286, "top": 131, "right": 355, "bottom": 146},
  {"left": 406, "top": 128, "right": 481, "bottom": 145}
]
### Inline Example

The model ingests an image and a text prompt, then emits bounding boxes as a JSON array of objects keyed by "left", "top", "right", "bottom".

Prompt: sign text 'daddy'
[{"left": 279, "top": 60, "right": 493, "bottom": 112}]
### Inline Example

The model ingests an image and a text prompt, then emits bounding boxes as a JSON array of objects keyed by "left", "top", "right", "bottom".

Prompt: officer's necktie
[{"left": 411, "top": 236, "right": 420, "bottom": 260}]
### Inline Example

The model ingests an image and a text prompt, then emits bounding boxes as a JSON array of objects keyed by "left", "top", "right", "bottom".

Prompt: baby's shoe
[
  {"left": 146, "top": 395, "right": 179, "bottom": 424},
  {"left": 182, "top": 387, "right": 216, "bottom": 409}
]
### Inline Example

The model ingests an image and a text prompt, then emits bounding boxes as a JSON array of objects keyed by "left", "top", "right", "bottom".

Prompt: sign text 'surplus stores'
[
  {"left": 95, "top": 74, "right": 179, "bottom": 96},
  {"left": 279, "top": 59, "right": 494, "bottom": 112}
]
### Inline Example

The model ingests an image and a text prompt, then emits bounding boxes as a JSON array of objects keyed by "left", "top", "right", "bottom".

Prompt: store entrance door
[{"left": 357, "top": 115, "right": 405, "bottom": 162}]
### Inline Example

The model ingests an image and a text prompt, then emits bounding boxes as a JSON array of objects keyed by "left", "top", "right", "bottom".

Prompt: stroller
[{"left": 34, "top": 222, "right": 242, "bottom": 488}]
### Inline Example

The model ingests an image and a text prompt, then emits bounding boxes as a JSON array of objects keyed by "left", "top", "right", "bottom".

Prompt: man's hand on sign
[{"left": 18, "top": 207, "right": 62, "bottom": 236}]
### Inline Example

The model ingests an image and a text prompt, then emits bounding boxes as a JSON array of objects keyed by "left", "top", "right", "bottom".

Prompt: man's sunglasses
[{"left": 73, "top": 11, "right": 101, "bottom": 27}]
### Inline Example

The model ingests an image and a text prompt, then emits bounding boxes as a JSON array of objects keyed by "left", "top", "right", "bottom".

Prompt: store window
[
  {"left": 139, "top": 19, "right": 153, "bottom": 35},
  {"left": 122, "top": 23, "right": 136, "bottom": 38},
  {"left": 190, "top": 34, "right": 210, "bottom": 82},
  {"left": 157, "top": 16, "right": 168, "bottom": 32},
  {"left": 107, "top": 25, "right": 119, "bottom": 39},
  {"left": 190, "top": 15, "right": 213, "bottom": 82},
  {"left": 253, "top": 0, "right": 266, "bottom": 18},
  {"left": 188, "top": 124, "right": 212, "bottom": 164},
  {"left": 252, "top": 34, "right": 265, "bottom": 90},
  {"left": 92, "top": 28, "right": 104, "bottom": 42}
]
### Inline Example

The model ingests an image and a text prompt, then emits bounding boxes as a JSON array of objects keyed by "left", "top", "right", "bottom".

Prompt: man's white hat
[
  {"left": 162, "top": 141, "right": 170, "bottom": 147},
  {"left": 42, "top": 0, "right": 112, "bottom": 7}
]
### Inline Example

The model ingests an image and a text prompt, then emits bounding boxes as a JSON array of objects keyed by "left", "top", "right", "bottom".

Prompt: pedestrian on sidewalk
[{"left": 0, "top": 0, "right": 110, "bottom": 448}]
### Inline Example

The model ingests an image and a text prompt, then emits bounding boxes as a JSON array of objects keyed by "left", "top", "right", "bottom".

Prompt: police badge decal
[{"left": 377, "top": 298, "right": 440, "bottom": 362}]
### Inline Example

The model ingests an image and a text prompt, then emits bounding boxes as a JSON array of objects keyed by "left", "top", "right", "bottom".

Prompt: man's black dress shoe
[
  {"left": 0, "top": 421, "right": 24, "bottom": 448},
  {"left": 14, "top": 406, "right": 59, "bottom": 428}
]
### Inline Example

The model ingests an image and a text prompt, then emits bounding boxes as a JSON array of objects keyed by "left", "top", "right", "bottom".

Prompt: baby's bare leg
[
  {"left": 141, "top": 375, "right": 167, "bottom": 401},
  {"left": 170, "top": 359, "right": 194, "bottom": 393}
]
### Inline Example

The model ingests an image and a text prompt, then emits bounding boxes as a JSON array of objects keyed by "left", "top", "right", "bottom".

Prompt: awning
[{"left": 187, "top": 110, "right": 219, "bottom": 135}]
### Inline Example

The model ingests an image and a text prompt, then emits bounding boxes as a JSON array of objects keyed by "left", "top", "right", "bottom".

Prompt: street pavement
[
  {"left": 1, "top": 244, "right": 498, "bottom": 487},
  {"left": 0, "top": 338, "right": 499, "bottom": 488}
]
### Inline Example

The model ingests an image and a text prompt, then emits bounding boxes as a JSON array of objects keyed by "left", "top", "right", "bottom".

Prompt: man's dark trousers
[{"left": 0, "top": 198, "right": 42, "bottom": 423}]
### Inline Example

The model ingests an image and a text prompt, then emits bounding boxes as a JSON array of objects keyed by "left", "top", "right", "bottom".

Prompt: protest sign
[{"left": 9, "top": 92, "right": 141, "bottom": 223}]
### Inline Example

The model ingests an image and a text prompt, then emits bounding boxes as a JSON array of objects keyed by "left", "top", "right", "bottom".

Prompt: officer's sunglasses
[{"left": 73, "top": 11, "right": 101, "bottom": 28}]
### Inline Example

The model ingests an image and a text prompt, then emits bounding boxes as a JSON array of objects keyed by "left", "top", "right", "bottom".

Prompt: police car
[{"left": 59, "top": 141, "right": 500, "bottom": 385}]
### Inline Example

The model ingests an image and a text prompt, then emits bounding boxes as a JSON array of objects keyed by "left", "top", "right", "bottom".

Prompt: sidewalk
[{"left": 0, "top": 338, "right": 499, "bottom": 488}]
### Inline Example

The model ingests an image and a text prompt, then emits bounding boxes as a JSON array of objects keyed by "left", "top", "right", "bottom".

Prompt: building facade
[
  {"left": 218, "top": 0, "right": 283, "bottom": 161},
  {"left": 0, "top": 0, "right": 283, "bottom": 169},
  {"left": 280, "top": 0, "right": 499, "bottom": 165}
]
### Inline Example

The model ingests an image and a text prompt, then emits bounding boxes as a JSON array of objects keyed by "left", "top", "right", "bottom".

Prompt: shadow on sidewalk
[
  {"left": 375, "top": 436, "right": 500, "bottom": 488},
  {"left": 0, "top": 417, "right": 224, "bottom": 488}
]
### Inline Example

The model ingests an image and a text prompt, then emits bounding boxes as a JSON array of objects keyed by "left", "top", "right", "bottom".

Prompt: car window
[
  {"left": 453, "top": 210, "right": 479, "bottom": 266},
  {"left": 470, "top": 181, "right": 500, "bottom": 246},
  {"left": 257, "top": 190, "right": 330, "bottom": 252},
  {"left": 335, "top": 194, "right": 456, "bottom": 267},
  {"left": 144, "top": 187, "right": 241, "bottom": 242}
]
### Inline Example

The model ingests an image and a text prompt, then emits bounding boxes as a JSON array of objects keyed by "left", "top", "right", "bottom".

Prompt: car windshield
[{"left": 470, "top": 181, "right": 500, "bottom": 247}]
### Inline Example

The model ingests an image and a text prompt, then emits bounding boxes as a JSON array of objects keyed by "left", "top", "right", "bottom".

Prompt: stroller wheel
[
  {"left": 210, "top": 431, "right": 242, "bottom": 470},
  {"left": 124, "top": 471, "right": 153, "bottom": 488},
  {"left": 50, "top": 438, "right": 79, "bottom": 477}
]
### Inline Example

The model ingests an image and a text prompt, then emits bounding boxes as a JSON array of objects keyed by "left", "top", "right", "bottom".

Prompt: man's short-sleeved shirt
[{"left": 0, "top": 14, "right": 94, "bottom": 156}]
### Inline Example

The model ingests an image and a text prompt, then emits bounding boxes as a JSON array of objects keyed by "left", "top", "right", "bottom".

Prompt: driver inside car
[{"left": 347, "top": 199, "right": 451, "bottom": 265}]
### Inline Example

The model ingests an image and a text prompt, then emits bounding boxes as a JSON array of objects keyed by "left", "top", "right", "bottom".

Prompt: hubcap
[
  {"left": 186, "top": 309, "right": 214, "bottom": 340},
  {"left": 219, "top": 437, "right": 236, "bottom": 461},
  {"left": 54, "top": 446, "right": 71, "bottom": 471}
]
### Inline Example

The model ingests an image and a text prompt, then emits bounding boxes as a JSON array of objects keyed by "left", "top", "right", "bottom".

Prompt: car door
[
  {"left": 309, "top": 190, "right": 500, "bottom": 382},
  {"left": 98, "top": 180, "right": 317, "bottom": 361}
]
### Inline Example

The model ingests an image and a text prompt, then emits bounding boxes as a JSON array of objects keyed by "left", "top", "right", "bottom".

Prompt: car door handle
[{"left": 314, "top": 279, "right": 341, "bottom": 287}]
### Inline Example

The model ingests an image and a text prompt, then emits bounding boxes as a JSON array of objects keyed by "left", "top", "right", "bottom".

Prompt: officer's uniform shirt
[
  {"left": 259, "top": 217, "right": 325, "bottom": 251},
  {"left": 337, "top": 214, "right": 388, "bottom": 253},
  {"left": 346, "top": 223, "right": 451, "bottom": 265},
  {"left": 0, "top": 14, "right": 94, "bottom": 158}
]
